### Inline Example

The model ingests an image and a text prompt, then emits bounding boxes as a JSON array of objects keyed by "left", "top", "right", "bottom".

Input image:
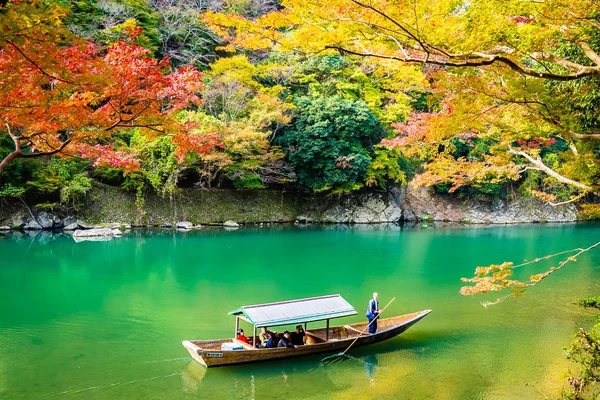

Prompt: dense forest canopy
[{"left": 0, "top": 0, "right": 598, "bottom": 214}]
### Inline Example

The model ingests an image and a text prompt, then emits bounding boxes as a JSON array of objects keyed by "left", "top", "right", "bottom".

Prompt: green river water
[{"left": 1, "top": 223, "right": 599, "bottom": 399}]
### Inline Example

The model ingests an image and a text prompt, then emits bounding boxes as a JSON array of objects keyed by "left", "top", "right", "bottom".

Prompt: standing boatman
[{"left": 366, "top": 292, "right": 381, "bottom": 334}]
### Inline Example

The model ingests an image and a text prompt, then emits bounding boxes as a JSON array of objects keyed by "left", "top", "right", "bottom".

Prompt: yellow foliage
[{"left": 579, "top": 204, "right": 600, "bottom": 220}]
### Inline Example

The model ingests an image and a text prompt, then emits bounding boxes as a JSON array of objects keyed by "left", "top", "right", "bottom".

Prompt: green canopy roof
[{"left": 229, "top": 294, "right": 357, "bottom": 327}]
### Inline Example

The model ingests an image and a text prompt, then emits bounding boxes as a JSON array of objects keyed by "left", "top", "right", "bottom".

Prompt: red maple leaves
[{"left": 0, "top": 4, "right": 214, "bottom": 175}]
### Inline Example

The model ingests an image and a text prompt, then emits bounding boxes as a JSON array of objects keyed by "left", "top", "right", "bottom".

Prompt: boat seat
[
  {"left": 345, "top": 325, "right": 368, "bottom": 335},
  {"left": 305, "top": 331, "right": 326, "bottom": 344}
]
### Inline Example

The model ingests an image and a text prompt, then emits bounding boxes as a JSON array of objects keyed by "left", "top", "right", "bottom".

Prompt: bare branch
[
  {"left": 579, "top": 42, "right": 600, "bottom": 66},
  {"left": 18, "top": 138, "right": 72, "bottom": 158},
  {"left": 508, "top": 146, "right": 594, "bottom": 192},
  {"left": 6, "top": 41, "right": 74, "bottom": 85}
]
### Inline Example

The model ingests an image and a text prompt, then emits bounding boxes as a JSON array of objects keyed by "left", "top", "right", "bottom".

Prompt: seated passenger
[
  {"left": 277, "top": 331, "right": 293, "bottom": 348},
  {"left": 237, "top": 329, "right": 250, "bottom": 344},
  {"left": 258, "top": 326, "right": 273, "bottom": 348},
  {"left": 291, "top": 325, "right": 306, "bottom": 346},
  {"left": 270, "top": 331, "right": 281, "bottom": 347}
]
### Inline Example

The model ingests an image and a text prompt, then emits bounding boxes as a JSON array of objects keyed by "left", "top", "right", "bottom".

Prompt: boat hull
[{"left": 182, "top": 309, "right": 431, "bottom": 367}]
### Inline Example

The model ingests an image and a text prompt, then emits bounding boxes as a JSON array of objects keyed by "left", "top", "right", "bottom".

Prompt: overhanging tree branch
[
  {"left": 0, "top": 124, "right": 72, "bottom": 175},
  {"left": 326, "top": 45, "right": 600, "bottom": 81},
  {"left": 326, "top": 1, "right": 600, "bottom": 81},
  {"left": 508, "top": 146, "right": 594, "bottom": 192}
]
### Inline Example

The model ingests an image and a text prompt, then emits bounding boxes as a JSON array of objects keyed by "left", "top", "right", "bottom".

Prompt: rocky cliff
[{"left": 0, "top": 182, "right": 579, "bottom": 229}]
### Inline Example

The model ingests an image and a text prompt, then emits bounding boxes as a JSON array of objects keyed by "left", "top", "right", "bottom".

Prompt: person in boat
[
  {"left": 237, "top": 329, "right": 250, "bottom": 344},
  {"left": 291, "top": 325, "right": 305, "bottom": 346},
  {"left": 270, "top": 330, "right": 281, "bottom": 347},
  {"left": 258, "top": 326, "right": 273, "bottom": 348},
  {"left": 277, "top": 331, "right": 293, "bottom": 348},
  {"left": 366, "top": 292, "right": 381, "bottom": 334}
]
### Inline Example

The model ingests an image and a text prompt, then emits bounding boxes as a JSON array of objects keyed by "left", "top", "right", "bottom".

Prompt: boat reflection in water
[
  {"left": 182, "top": 346, "right": 414, "bottom": 399},
  {"left": 181, "top": 358, "right": 346, "bottom": 399}
]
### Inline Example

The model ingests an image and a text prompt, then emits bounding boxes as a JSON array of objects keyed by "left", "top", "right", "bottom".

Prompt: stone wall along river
[{"left": 0, "top": 182, "right": 579, "bottom": 228}]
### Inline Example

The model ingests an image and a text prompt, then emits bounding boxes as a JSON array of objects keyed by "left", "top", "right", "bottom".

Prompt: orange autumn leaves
[
  {"left": 0, "top": 1, "right": 214, "bottom": 174},
  {"left": 459, "top": 246, "right": 598, "bottom": 306}
]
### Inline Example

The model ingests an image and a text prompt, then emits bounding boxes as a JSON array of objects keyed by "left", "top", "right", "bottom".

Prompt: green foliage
[
  {"left": 547, "top": 28, "right": 600, "bottom": 134},
  {"left": 129, "top": 133, "right": 181, "bottom": 197},
  {"left": 365, "top": 147, "right": 407, "bottom": 188},
  {"left": 25, "top": 158, "right": 92, "bottom": 209},
  {"left": 278, "top": 95, "right": 384, "bottom": 192},
  {"left": 434, "top": 182, "right": 505, "bottom": 200},
  {"left": 60, "top": 173, "right": 92, "bottom": 207},
  {"left": 578, "top": 297, "right": 600, "bottom": 310},
  {"left": 93, "top": 165, "right": 126, "bottom": 185},
  {"left": 449, "top": 136, "right": 498, "bottom": 161},
  {"left": 0, "top": 183, "right": 26, "bottom": 198},
  {"left": 280, "top": 54, "right": 419, "bottom": 127},
  {"left": 34, "top": 202, "right": 59, "bottom": 211},
  {"left": 580, "top": 204, "right": 600, "bottom": 221},
  {"left": 62, "top": 0, "right": 161, "bottom": 52},
  {"left": 561, "top": 296, "right": 600, "bottom": 399}
]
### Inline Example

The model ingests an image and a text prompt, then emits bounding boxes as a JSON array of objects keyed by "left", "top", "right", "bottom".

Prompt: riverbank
[{"left": 0, "top": 181, "right": 580, "bottom": 230}]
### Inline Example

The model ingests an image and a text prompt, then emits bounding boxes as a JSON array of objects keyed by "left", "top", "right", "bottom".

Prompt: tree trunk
[{"left": 0, "top": 151, "right": 21, "bottom": 176}]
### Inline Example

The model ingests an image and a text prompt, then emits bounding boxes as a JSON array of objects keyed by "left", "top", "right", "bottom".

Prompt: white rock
[
  {"left": 72, "top": 228, "right": 114, "bottom": 238},
  {"left": 73, "top": 236, "right": 113, "bottom": 243},
  {"left": 0, "top": 226, "right": 10, "bottom": 230},
  {"left": 36, "top": 212, "right": 54, "bottom": 229},
  {"left": 176, "top": 221, "right": 193, "bottom": 229},
  {"left": 296, "top": 215, "right": 313, "bottom": 224},
  {"left": 223, "top": 220, "right": 240, "bottom": 228},
  {"left": 10, "top": 216, "right": 24, "bottom": 229},
  {"left": 75, "top": 220, "right": 94, "bottom": 229},
  {"left": 63, "top": 223, "right": 79, "bottom": 230},
  {"left": 112, "top": 229, "right": 123, "bottom": 236},
  {"left": 62, "top": 216, "right": 77, "bottom": 227},
  {"left": 24, "top": 220, "right": 42, "bottom": 230}
]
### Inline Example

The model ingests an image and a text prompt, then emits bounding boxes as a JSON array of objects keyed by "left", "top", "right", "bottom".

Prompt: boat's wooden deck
[{"left": 190, "top": 312, "right": 421, "bottom": 350}]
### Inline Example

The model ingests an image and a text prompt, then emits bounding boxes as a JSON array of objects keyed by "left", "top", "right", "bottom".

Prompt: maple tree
[
  {"left": 180, "top": 55, "right": 294, "bottom": 189},
  {"left": 0, "top": 0, "right": 211, "bottom": 177},
  {"left": 204, "top": 0, "right": 600, "bottom": 202},
  {"left": 460, "top": 241, "right": 600, "bottom": 307}
]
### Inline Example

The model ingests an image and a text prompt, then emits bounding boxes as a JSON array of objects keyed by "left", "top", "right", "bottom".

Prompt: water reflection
[
  {"left": 182, "top": 357, "right": 346, "bottom": 399},
  {"left": 364, "top": 354, "right": 378, "bottom": 382}
]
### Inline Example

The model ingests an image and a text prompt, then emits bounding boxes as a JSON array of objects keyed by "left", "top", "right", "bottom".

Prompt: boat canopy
[{"left": 228, "top": 294, "right": 357, "bottom": 327}]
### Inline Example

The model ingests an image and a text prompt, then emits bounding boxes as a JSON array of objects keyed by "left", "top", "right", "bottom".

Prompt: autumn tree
[
  {"left": 204, "top": 0, "right": 600, "bottom": 203},
  {"left": 0, "top": 0, "right": 213, "bottom": 177},
  {"left": 179, "top": 55, "right": 294, "bottom": 189}
]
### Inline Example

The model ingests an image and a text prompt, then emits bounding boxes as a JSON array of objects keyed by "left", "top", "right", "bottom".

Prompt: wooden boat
[{"left": 182, "top": 294, "right": 431, "bottom": 367}]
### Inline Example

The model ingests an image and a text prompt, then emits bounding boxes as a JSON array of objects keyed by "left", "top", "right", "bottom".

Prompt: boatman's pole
[{"left": 342, "top": 297, "right": 396, "bottom": 355}]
